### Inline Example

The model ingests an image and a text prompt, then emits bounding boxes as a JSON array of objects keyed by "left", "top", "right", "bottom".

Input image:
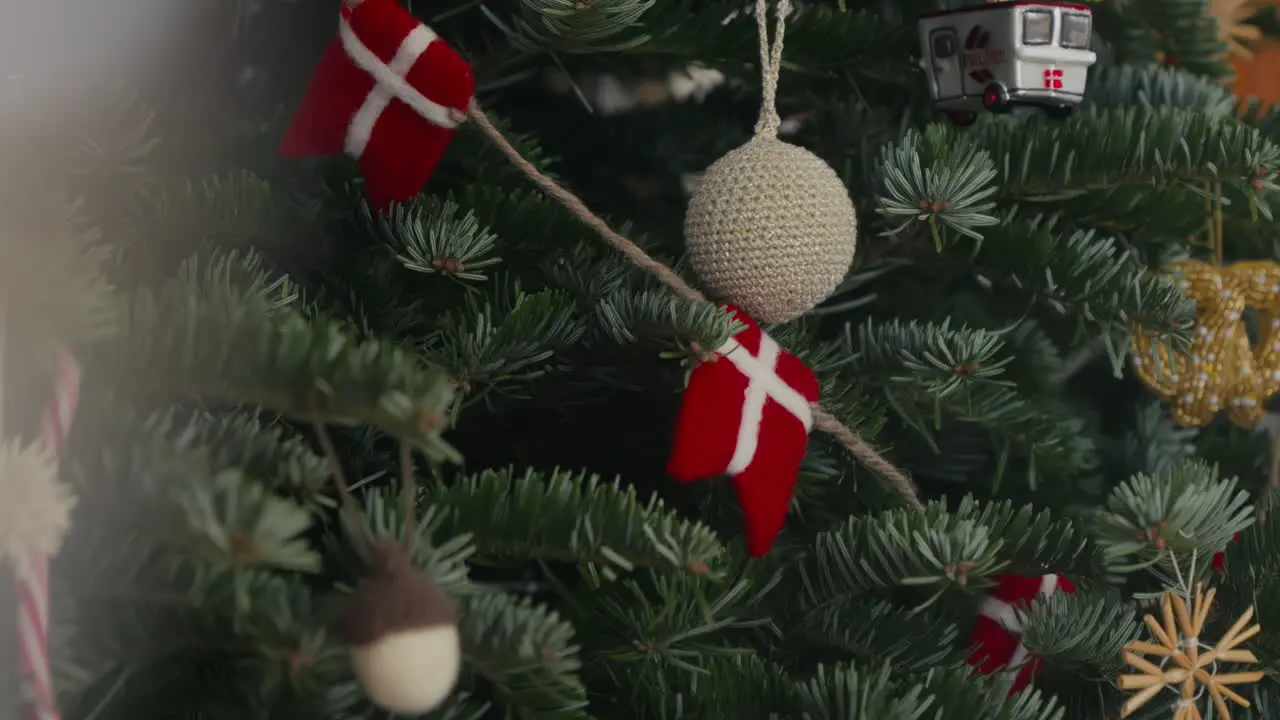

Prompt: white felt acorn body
[{"left": 338, "top": 542, "right": 461, "bottom": 715}]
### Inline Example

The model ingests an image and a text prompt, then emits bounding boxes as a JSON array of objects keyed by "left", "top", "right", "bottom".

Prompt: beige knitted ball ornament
[{"left": 684, "top": 0, "right": 856, "bottom": 323}]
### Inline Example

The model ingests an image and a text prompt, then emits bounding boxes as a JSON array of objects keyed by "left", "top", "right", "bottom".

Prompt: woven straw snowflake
[
  {"left": 1209, "top": 0, "right": 1263, "bottom": 56},
  {"left": 1119, "top": 584, "right": 1263, "bottom": 719}
]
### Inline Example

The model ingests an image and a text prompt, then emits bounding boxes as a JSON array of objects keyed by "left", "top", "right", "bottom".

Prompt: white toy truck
[{"left": 917, "top": 1, "right": 1097, "bottom": 126}]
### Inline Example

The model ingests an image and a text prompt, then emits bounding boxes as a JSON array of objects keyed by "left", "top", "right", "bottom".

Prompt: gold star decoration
[
  {"left": 1119, "top": 584, "right": 1263, "bottom": 719},
  {"left": 1130, "top": 259, "right": 1280, "bottom": 428}
]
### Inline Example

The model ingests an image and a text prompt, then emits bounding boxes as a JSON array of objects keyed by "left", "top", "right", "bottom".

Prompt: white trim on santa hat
[
  {"left": 338, "top": 18, "right": 463, "bottom": 159},
  {"left": 718, "top": 332, "right": 814, "bottom": 476}
]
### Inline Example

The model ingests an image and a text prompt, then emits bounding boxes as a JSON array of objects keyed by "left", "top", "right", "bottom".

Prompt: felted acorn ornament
[
  {"left": 337, "top": 540, "right": 461, "bottom": 715},
  {"left": 683, "top": 0, "right": 856, "bottom": 324}
]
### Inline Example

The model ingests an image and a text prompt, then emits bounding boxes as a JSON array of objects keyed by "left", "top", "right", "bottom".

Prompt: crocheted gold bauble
[{"left": 684, "top": 135, "right": 857, "bottom": 323}]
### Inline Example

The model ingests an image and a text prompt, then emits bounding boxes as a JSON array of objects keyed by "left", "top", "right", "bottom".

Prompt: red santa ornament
[
  {"left": 967, "top": 573, "right": 1075, "bottom": 694},
  {"left": 280, "top": 0, "right": 475, "bottom": 210},
  {"left": 667, "top": 305, "right": 820, "bottom": 557}
]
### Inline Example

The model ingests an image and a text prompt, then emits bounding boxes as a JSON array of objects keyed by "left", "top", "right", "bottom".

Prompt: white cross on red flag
[
  {"left": 280, "top": 0, "right": 475, "bottom": 210},
  {"left": 667, "top": 305, "right": 820, "bottom": 556},
  {"left": 967, "top": 573, "right": 1075, "bottom": 694}
]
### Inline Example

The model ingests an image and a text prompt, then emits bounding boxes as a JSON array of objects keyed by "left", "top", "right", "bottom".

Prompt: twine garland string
[
  {"left": 465, "top": 104, "right": 923, "bottom": 511},
  {"left": 681, "top": 0, "right": 857, "bottom": 323},
  {"left": 337, "top": 0, "right": 921, "bottom": 509},
  {"left": 753, "top": 0, "right": 787, "bottom": 136}
]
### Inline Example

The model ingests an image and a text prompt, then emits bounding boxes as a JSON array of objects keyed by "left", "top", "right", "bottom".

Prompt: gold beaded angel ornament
[
  {"left": 1131, "top": 260, "right": 1280, "bottom": 426},
  {"left": 1131, "top": 188, "right": 1280, "bottom": 427}
]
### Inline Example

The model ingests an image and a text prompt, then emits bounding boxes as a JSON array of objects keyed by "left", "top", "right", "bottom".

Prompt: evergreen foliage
[{"left": 9, "top": 0, "right": 1280, "bottom": 717}]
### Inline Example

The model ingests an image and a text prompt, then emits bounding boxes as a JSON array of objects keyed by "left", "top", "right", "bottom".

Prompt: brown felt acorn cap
[{"left": 336, "top": 540, "right": 457, "bottom": 646}]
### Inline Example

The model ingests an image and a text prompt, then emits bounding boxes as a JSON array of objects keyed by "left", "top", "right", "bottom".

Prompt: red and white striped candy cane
[{"left": 15, "top": 347, "right": 80, "bottom": 720}]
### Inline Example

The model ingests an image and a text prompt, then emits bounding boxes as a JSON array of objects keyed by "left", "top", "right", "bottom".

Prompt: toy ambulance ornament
[{"left": 918, "top": 1, "right": 1097, "bottom": 126}]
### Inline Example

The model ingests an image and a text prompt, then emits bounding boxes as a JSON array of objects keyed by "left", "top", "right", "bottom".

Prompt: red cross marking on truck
[{"left": 1043, "top": 68, "right": 1063, "bottom": 89}]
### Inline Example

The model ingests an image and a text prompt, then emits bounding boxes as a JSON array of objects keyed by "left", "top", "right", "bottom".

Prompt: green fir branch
[
  {"left": 977, "top": 107, "right": 1280, "bottom": 203},
  {"left": 1020, "top": 588, "right": 1142, "bottom": 673},
  {"left": 966, "top": 213, "right": 1196, "bottom": 337},
  {"left": 422, "top": 467, "right": 727, "bottom": 578},
  {"left": 591, "top": 288, "right": 739, "bottom": 350},
  {"left": 769, "top": 329, "right": 891, "bottom": 479},
  {"left": 421, "top": 693, "right": 494, "bottom": 720},
  {"left": 364, "top": 196, "right": 503, "bottom": 283},
  {"left": 637, "top": 2, "right": 917, "bottom": 81},
  {"left": 790, "top": 662, "right": 1065, "bottom": 719},
  {"left": 68, "top": 89, "right": 161, "bottom": 181},
  {"left": 107, "top": 252, "right": 459, "bottom": 458},
  {"left": 800, "top": 597, "right": 967, "bottom": 673},
  {"left": 59, "top": 544, "right": 341, "bottom": 717},
  {"left": 145, "top": 409, "right": 332, "bottom": 499},
  {"left": 1241, "top": 98, "right": 1280, "bottom": 146},
  {"left": 1092, "top": 459, "right": 1254, "bottom": 573},
  {"left": 175, "top": 469, "right": 320, "bottom": 574},
  {"left": 424, "top": 284, "right": 584, "bottom": 406},
  {"left": 1086, "top": 64, "right": 1238, "bottom": 116},
  {"left": 881, "top": 107, "right": 1280, "bottom": 245},
  {"left": 846, "top": 317, "right": 1011, "bottom": 393},
  {"left": 567, "top": 569, "right": 777, "bottom": 710},
  {"left": 448, "top": 113, "right": 560, "bottom": 186},
  {"left": 876, "top": 126, "right": 1000, "bottom": 241},
  {"left": 455, "top": 186, "right": 657, "bottom": 289},
  {"left": 1093, "top": 0, "right": 1230, "bottom": 79},
  {"left": 488, "top": 0, "right": 654, "bottom": 54},
  {"left": 178, "top": 248, "right": 305, "bottom": 311},
  {"left": 126, "top": 171, "right": 315, "bottom": 251},
  {"left": 72, "top": 415, "right": 326, "bottom": 578},
  {"left": 1223, "top": 504, "right": 1280, "bottom": 600},
  {"left": 910, "top": 664, "right": 1066, "bottom": 720},
  {"left": 634, "top": 654, "right": 797, "bottom": 718},
  {"left": 1116, "top": 402, "right": 1200, "bottom": 478},
  {"left": 1221, "top": 509, "right": 1280, "bottom": 667},
  {"left": 793, "top": 663, "right": 934, "bottom": 719},
  {"left": 844, "top": 319, "right": 1097, "bottom": 483},
  {"left": 793, "top": 498, "right": 1096, "bottom": 614},
  {"left": 544, "top": 254, "right": 634, "bottom": 310},
  {"left": 0, "top": 185, "right": 118, "bottom": 349},
  {"left": 359, "top": 489, "right": 478, "bottom": 595},
  {"left": 455, "top": 592, "right": 589, "bottom": 719}
]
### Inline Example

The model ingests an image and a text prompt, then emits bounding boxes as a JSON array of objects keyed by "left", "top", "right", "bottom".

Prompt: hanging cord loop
[
  {"left": 464, "top": 105, "right": 923, "bottom": 510},
  {"left": 753, "top": 0, "right": 790, "bottom": 136}
]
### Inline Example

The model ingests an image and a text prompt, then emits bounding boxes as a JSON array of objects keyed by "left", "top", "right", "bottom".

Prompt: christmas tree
[{"left": 14, "top": 0, "right": 1280, "bottom": 718}]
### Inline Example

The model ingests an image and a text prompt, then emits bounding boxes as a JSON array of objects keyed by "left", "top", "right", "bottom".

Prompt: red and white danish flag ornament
[
  {"left": 667, "top": 305, "right": 820, "bottom": 557},
  {"left": 967, "top": 573, "right": 1075, "bottom": 694},
  {"left": 280, "top": 0, "right": 475, "bottom": 210}
]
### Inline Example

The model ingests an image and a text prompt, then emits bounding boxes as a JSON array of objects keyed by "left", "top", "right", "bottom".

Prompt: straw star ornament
[{"left": 1119, "top": 584, "right": 1263, "bottom": 719}]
